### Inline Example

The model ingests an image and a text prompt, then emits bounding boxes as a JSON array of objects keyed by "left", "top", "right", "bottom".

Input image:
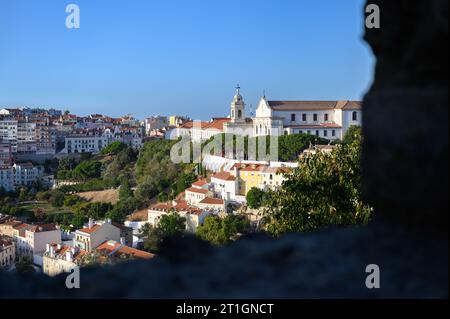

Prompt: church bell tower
[{"left": 230, "top": 84, "right": 245, "bottom": 123}]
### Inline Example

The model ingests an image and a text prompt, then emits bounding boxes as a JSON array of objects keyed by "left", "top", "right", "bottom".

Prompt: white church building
[{"left": 168, "top": 86, "right": 362, "bottom": 141}]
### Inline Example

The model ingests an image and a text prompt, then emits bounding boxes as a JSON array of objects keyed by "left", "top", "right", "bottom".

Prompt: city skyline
[{"left": 0, "top": 0, "right": 375, "bottom": 120}]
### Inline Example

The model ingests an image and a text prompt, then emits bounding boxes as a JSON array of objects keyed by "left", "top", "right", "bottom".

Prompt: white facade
[
  {"left": 254, "top": 98, "right": 362, "bottom": 140},
  {"left": 169, "top": 88, "right": 362, "bottom": 143},
  {"left": 0, "top": 237, "right": 15, "bottom": 270},
  {"left": 0, "top": 167, "right": 13, "bottom": 192},
  {"left": 0, "top": 120, "right": 18, "bottom": 153},
  {"left": 12, "top": 163, "right": 42, "bottom": 187},
  {"left": 63, "top": 129, "right": 114, "bottom": 154},
  {"left": 210, "top": 172, "right": 237, "bottom": 201},
  {"left": 73, "top": 219, "right": 121, "bottom": 252}
]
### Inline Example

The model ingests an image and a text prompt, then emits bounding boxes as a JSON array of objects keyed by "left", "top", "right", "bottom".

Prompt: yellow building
[
  {"left": 260, "top": 166, "right": 292, "bottom": 190},
  {"left": 232, "top": 163, "right": 265, "bottom": 196}
]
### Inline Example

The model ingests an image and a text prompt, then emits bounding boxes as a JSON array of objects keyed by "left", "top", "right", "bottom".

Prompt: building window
[
  {"left": 307, "top": 130, "right": 311, "bottom": 134},
  {"left": 291, "top": 114, "right": 296, "bottom": 122},
  {"left": 302, "top": 114, "right": 307, "bottom": 121},
  {"left": 238, "top": 110, "right": 242, "bottom": 118},
  {"left": 313, "top": 114, "right": 318, "bottom": 121},
  {"left": 332, "top": 130, "right": 336, "bottom": 137},
  {"left": 324, "top": 113, "right": 329, "bottom": 121},
  {"left": 324, "top": 130, "right": 327, "bottom": 137},
  {"left": 284, "top": 130, "right": 288, "bottom": 135},
  {"left": 352, "top": 111, "right": 358, "bottom": 121},
  {"left": 315, "top": 130, "right": 319, "bottom": 136}
]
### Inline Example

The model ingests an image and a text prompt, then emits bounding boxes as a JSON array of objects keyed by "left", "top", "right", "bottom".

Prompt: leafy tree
[
  {"left": 118, "top": 180, "right": 133, "bottom": 201},
  {"left": 72, "top": 160, "right": 102, "bottom": 180},
  {"left": 342, "top": 125, "right": 362, "bottom": 145},
  {"left": 101, "top": 141, "right": 127, "bottom": 155},
  {"left": 157, "top": 192, "right": 168, "bottom": 203},
  {"left": 158, "top": 211, "right": 186, "bottom": 237},
  {"left": 264, "top": 131, "right": 372, "bottom": 236},
  {"left": 196, "top": 214, "right": 250, "bottom": 245},
  {"left": 246, "top": 187, "right": 266, "bottom": 209},
  {"left": 49, "top": 191, "right": 65, "bottom": 207},
  {"left": 140, "top": 223, "right": 163, "bottom": 253},
  {"left": 71, "top": 213, "right": 86, "bottom": 229},
  {"left": 63, "top": 194, "right": 82, "bottom": 207}
]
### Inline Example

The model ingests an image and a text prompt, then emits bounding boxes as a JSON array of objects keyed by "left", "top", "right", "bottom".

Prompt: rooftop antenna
[
  {"left": 250, "top": 104, "right": 254, "bottom": 117},
  {"left": 263, "top": 89, "right": 266, "bottom": 98}
]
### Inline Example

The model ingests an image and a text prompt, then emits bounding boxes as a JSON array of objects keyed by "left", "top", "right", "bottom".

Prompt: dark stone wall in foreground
[
  {"left": 362, "top": 0, "right": 449, "bottom": 232},
  {"left": 0, "top": 0, "right": 448, "bottom": 298}
]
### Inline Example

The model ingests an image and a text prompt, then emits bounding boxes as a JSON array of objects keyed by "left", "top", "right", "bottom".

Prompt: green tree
[
  {"left": 157, "top": 192, "right": 168, "bottom": 203},
  {"left": 63, "top": 194, "right": 82, "bottom": 207},
  {"left": 342, "top": 125, "right": 362, "bottom": 145},
  {"left": 118, "top": 180, "right": 133, "bottom": 201},
  {"left": 158, "top": 211, "right": 186, "bottom": 237},
  {"left": 196, "top": 214, "right": 250, "bottom": 245},
  {"left": 72, "top": 160, "right": 102, "bottom": 180},
  {"left": 246, "top": 187, "right": 266, "bottom": 209},
  {"left": 49, "top": 191, "right": 65, "bottom": 207},
  {"left": 264, "top": 131, "right": 372, "bottom": 236},
  {"left": 140, "top": 223, "right": 163, "bottom": 253},
  {"left": 101, "top": 141, "right": 127, "bottom": 155}
]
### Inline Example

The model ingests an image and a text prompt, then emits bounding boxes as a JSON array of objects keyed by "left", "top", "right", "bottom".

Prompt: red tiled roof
[
  {"left": 192, "top": 179, "right": 208, "bottom": 187},
  {"left": 268, "top": 100, "right": 362, "bottom": 111},
  {"left": 77, "top": 224, "right": 101, "bottom": 234},
  {"left": 204, "top": 118, "right": 231, "bottom": 131},
  {"left": 185, "top": 187, "right": 209, "bottom": 194},
  {"left": 96, "top": 240, "right": 155, "bottom": 260},
  {"left": 211, "top": 171, "right": 236, "bottom": 181}
]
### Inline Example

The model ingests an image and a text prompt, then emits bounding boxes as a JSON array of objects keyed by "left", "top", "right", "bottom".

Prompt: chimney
[
  {"left": 57, "top": 243, "right": 62, "bottom": 250},
  {"left": 88, "top": 218, "right": 94, "bottom": 229},
  {"left": 49, "top": 246, "right": 55, "bottom": 258},
  {"left": 46, "top": 243, "right": 50, "bottom": 253}
]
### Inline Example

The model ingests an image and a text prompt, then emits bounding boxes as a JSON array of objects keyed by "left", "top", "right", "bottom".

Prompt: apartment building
[
  {"left": 0, "top": 142, "right": 12, "bottom": 166},
  {"left": 96, "top": 240, "right": 154, "bottom": 261},
  {"left": 148, "top": 201, "right": 209, "bottom": 233},
  {"left": 73, "top": 219, "right": 121, "bottom": 252},
  {"left": 231, "top": 163, "right": 265, "bottom": 196},
  {"left": 0, "top": 120, "right": 18, "bottom": 153},
  {"left": 12, "top": 163, "right": 42, "bottom": 187},
  {"left": 0, "top": 236, "right": 15, "bottom": 269},
  {"left": 43, "top": 243, "right": 88, "bottom": 277}
]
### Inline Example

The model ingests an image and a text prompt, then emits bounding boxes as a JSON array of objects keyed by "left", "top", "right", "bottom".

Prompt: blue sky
[{"left": 0, "top": 0, "right": 375, "bottom": 120}]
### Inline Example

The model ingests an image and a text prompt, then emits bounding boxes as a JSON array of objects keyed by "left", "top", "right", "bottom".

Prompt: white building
[
  {"left": 252, "top": 98, "right": 362, "bottom": 140},
  {"left": 169, "top": 86, "right": 362, "bottom": 142},
  {"left": 210, "top": 171, "right": 237, "bottom": 201},
  {"left": 0, "top": 236, "right": 15, "bottom": 270},
  {"left": 62, "top": 128, "right": 114, "bottom": 154},
  {"left": 0, "top": 166, "right": 13, "bottom": 192},
  {"left": 12, "top": 162, "right": 42, "bottom": 187},
  {"left": 147, "top": 201, "right": 210, "bottom": 233},
  {"left": 43, "top": 243, "right": 87, "bottom": 277},
  {"left": 185, "top": 186, "right": 212, "bottom": 206},
  {"left": 144, "top": 116, "right": 168, "bottom": 134},
  {"left": 0, "top": 120, "right": 18, "bottom": 153},
  {"left": 73, "top": 219, "right": 121, "bottom": 252}
]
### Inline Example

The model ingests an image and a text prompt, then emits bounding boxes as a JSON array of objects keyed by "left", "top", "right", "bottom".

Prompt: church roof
[{"left": 267, "top": 100, "right": 361, "bottom": 111}]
